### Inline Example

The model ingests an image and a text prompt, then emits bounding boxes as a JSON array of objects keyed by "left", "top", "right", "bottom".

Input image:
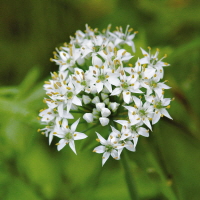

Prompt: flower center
[
  {"left": 121, "top": 82, "right": 129, "bottom": 90},
  {"left": 65, "top": 132, "right": 73, "bottom": 140},
  {"left": 98, "top": 74, "right": 106, "bottom": 82},
  {"left": 139, "top": 109, "right": 146, "bottom": 116},
  {"left": 155, "top": 102, "right": 163, "bottom": 109},
  {"left": 105, "top": 144, "right": 113, "bottom": 152},
  {"left": 67, "top": 91, "right": 73, "bottom": 99},
  {"left": 81, "top": 80, "right": 87, "bottom": 86}
]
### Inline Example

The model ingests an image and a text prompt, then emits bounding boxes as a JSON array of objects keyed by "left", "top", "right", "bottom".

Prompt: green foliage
[{"left": 1, "top": 0, "right": 200, "bottom": 199}]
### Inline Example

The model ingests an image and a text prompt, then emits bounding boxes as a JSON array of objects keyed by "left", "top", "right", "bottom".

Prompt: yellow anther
[
  {"left": 143, "top": 64, "right": 147, "bottom": 68},
  {"left": 156, "top": 48, "right": 160, "bottom": 52},
  {"left": 134, "top": 105, "right": 137, "bottom": 108},
  {"left": 166, "top": 105, "right": 170, "bottom": 109},
  {"left": 112, "top": 69, "right": 115, "bottom": 73},
  {"left": 93, "top": 70, "right": 96, "bottom": 74},
  {"left": 120, "top": 70, "right": 124, "bottom": 75},
  {"left": 162, "top": 91, "right": 165, "bottom": 94},
  {"left": 96, "top": 138, "right": 100, "bottom": 142},
  {"left": 136, "top": 118, "right": 140, "bottom": 120},
  {"left": 114, "top": 141, "right": 117, "bottom": 144},
  {"left": 63, "top": 80, "right": 67, "bottom": 85},
  {"left": 110, "top": 135, "right": 113, "bottom": 139},
  {"left": 66, "top": 125, "right": 69, "bottom": 128},
  {"left": 50, "top": 58, "right": 53, "bottom": 62},
  {"left": 44, "top": 81, "right": 51, "bottom": 84},
  {"left": 59, "top": 121, "right": 62, "bottom": 125},
  {"left": 143, "top": 54, "right": 148, "bottom": 56},
  {"left": 154, "top": 74, "right": 157, "bottom": 77},
  {"left": 134, "top": 31, "right": 138, "bottom": 34},
  {"left": 122, "top": 51, "right": 127, "bottom": 56},
  {"left": 66, "top": 87, "right": 71, "bottom": 90},
  {"left": 132, "top": 75, "right": 135, "bottom": 78},
  {"left": 125, "top": 134, "right": 128, "bottom": 136},
  {"left": 121, "top": 143, "right": 125, "bottom": 146},
  {"left": 149, "top": 118, "right": 152, "bottom": 121},
  {"left": 164, "top": 54, "right": 167, "bottom": 58},
  {"left": 172, "top": 97, "right": 175, "bottom": 101},
  {"left": 55, "top": 143, "right": 60, "bottom": 145},
  {"left": 103, "top": 50, "right": 107, "bottom": 55},
  {"left": 96, "top": 80, "right": 101, "bottom": 83},
  {"left": 154, "top": 105, "right": 157, "bottom": 108},
  {"left": 102, "top": 156, "right": 105, "bottom": 159},
  {"left": 56, "top": 82, "right": 62, "bottom": 87},
  {"left": 53, "top": 132, "right": 57, "bottom": 135},
  {"left": 93, "top": 150, "right": 96, "bottom": 152},
  {"left": 37, "top": 129, "right": 41, "bottom": 132},
  {"left": 76, "top": 70, "right": 80, "bottom": 75},
  {"left": 74, "top": 134, "right": 77, "bottom": 137},
  {"left": 161, "top": 114, "right": 164, "bottom": 117},
  {"left": 53, "top": 72, "right": 58, "bottom": 77},
  {"left": 148, "top": 46, "right": 151, "bottom": 50},
  {"left": 160, "top": 69, "right": 163, "bottom": 73},
  {"left": 54, "top": 83, "right": 58, "bottom": 89},
  {"left": 118, "top": 134, "right": 121, "bottom": 137},
  {"left": 128, "top": 63, "right": 133, "bottom": 67},
  {"left": 131, "top": 83, "right": 134, "bottom": 86},
  {"left": 37, "top": 117, "right": 40, "bottom": 120},
  {"left": 41, "top": 132, "right": 45, "bottom": 135},
  {"left": 101, "top": 66, "right": 105, "bottom": 69},
  {"left": 128, "top": 28, "right": 133, "bottom": 32},
  {"left": 164, "top": 62, "right": 169, "bottom": 65},
  {"left": 126, "top": 92, "right": 130, "bottom": 95}
]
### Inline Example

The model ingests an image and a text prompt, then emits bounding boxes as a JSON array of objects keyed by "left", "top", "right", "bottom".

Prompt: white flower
[
  {"left": 125, "top": 96, "right": 154, "bottom": 130},
  {"left": 93, "top": 132, "right": 121, "bottom": 166},
  {"left": 39, "top": 24, "right": 173, "bottom": 166},
  {"left": 55, "top": 119, "right": 87, "bottom": 153}
]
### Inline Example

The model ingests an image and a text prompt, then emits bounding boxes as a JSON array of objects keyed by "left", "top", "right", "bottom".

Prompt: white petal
[
  {"left": 123, "top": 91, "right": 131, "bottom": 104},
  {"left": 99, "top": 117, "right": 109, "bottom": 126},
  {"left": 92, "top": 55, "right": 103, "bottom": 66},
  {"left": 69, "top": 140, "right": 76, "bottom": 154},
  {"left": 111, "top": 88, "right": 121, "bottom": 96},
  {"left": 72, "top": 96, "right": 82, "bottom": 106},
  {"left": 138, "top": 127, "right": 149, "bottom": 137},
  {"left": 143, "top": 118, "right": 152, "bottom": 130},
  {"left": 83, "top": 113, "right": 94, "bottom": 123},
  {"left": 111, "top": 149, "right": 119, "bottom": 160},
  {"left": 57, "top": 139, "right": 66, "bottom": 151},
  {"left": 94, "top": 145, "right": 105, "bottom": 153},
  {"left": 125, "top": 141, "right": 135, "bottom": 152},
  {"left": 160, "top": 108, "right": 172, "bottom": 119},
  {"left": 102, "top": 152, "right": 110, "bottom": 166},
  {"left": 71, "top": 118, "right": 80, "bottom": 132},
  {"left": 132, "top": 96, "right": 142, "bottom": 107},
  {"left": 96, "top": 82, "right": 104, "bottom": 93},
  {"left": 152, "top": 112, "right": 160, "bottom": 124},
  {"left": 58, "top": 103, "right": 63, "bottom": 117},
  {"left": 104, "top": 82, "right": 112, "bottom": 93},
  {"left": 96, "top": 132, "right": 107, "bottom": 145},
  {"left": 74, "top": 132, "right": 88, "bottom": 140}
]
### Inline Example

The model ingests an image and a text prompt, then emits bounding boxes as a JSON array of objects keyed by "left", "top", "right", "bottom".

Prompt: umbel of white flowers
[{"left": 38, "top": 24, "right": 173, "bottom": 166}]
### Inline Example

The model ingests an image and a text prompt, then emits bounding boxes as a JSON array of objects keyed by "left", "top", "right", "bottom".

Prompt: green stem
[{"left": 121, "top": 151, "right": 139, "bottom": 200}]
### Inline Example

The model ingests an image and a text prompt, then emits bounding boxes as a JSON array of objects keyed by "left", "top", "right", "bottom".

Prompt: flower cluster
[{"left": 38, "top": 25, "right": 172, "bottom": 166}]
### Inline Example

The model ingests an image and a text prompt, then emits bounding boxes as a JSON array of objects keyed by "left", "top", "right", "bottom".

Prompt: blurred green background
[{"left": 1, "top": 0, "right": 200, "bottom": 199}]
